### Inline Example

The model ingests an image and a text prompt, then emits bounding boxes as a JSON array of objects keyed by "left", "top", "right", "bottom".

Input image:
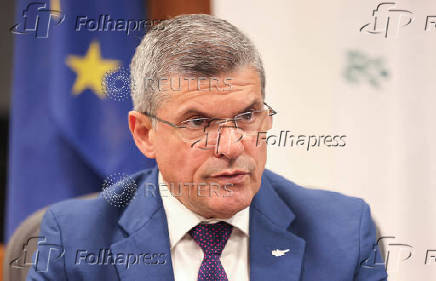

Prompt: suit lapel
[
  {"left": 109, "top": 167, "right": 306, "bottom": 281},
  {"left": 110, "top": 167, "right": 175, "bottom": 281},
  {"left": 249, "top": 173, "right": 306, "bottom": 281}
]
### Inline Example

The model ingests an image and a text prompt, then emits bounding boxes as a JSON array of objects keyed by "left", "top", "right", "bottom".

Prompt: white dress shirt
[{"left": 158, "top": 172, "right": 250, "bottom": 281}]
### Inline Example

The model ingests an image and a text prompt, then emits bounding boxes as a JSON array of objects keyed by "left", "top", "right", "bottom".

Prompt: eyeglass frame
[{"left": 140, "top": 102, "right": 277, "bottom": 141}]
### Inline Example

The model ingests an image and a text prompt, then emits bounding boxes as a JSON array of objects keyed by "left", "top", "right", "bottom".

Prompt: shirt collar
[{"left": 158, "top": 171, "right": 250, "bottom": 249}]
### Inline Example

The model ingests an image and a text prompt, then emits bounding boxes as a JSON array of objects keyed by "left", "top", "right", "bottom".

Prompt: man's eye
[
  {"left": 239, "top": 112, "right": 254, "bottom": 121},
  {"left": 185, "top": 118, "right": 208, "bottom": 128}
]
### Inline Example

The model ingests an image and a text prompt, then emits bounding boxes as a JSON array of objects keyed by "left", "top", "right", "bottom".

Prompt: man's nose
[{"left": 213, "top": 124, "right": 244, "bottom": 159}]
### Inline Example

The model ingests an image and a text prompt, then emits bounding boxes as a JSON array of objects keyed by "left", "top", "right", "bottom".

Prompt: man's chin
[{"left": 201, "top": 194, "right": 251, "bottom": 219}]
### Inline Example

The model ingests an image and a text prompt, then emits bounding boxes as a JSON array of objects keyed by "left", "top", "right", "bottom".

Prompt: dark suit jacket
[{"left": 26, "top": 167, "right": 388, "bottom": 280}]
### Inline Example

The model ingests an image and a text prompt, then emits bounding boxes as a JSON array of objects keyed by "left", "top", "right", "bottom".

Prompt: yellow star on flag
[
  {"left": 66, "top": 41, "right": 120, "bottom": 98},
  {"left": 50, "top": 0, "right": 60, "bottom": 15}
]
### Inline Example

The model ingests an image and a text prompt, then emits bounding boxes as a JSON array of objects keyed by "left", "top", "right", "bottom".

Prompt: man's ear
[{"left": 128, "top": 111, "right": 156, "bottom": 158}]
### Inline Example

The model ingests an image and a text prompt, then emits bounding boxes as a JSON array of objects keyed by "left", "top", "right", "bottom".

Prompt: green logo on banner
[{"left": 343, "top": 50, "right": 389, "bottom": 89}]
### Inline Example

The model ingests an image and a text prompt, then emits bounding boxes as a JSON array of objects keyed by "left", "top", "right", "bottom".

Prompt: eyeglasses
[{"left": 141, "top": 102, "right": 277, "bottom": 142}]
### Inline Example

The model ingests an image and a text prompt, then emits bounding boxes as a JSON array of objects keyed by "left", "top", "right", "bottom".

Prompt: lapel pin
[{"left": 272, "top": 249, "right": 290, "bottom": 257}]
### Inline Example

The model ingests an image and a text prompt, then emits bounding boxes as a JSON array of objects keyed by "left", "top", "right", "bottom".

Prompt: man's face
[{"left": 130, "top": 66, "right": 268, "bottom": 219}]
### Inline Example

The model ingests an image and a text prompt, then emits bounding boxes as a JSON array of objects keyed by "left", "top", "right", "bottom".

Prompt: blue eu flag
[{"left": 7, "top": 0, "right": 155, "bottom": 240}]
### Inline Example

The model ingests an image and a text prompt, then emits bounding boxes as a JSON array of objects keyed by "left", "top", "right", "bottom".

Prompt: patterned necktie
[{"left": 189, "top": 221, "right": 233, "bottom": 281}]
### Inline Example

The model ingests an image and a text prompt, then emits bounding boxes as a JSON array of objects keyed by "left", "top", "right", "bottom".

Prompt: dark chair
[{"left": 3, "top": 193, "right": 99, "bottom": 281}]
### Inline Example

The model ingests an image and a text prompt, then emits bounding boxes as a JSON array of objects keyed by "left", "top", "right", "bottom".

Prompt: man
[{"left": 26, "top": 14, "right": 388, "bottom": 281}]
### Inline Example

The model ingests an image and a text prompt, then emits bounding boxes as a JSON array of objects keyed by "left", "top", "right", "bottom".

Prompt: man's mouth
[{"left": 209, "top": 170, "right": 249, "bottom": 185}]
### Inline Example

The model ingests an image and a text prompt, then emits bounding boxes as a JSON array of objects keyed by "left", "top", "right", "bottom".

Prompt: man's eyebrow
[
  {"left": 177, "top": 99, "right": 263, "bottom": 119},
  {"left": 177, "top": 108, "right": 213, "bottom": 120},
  {"left": 241, "top": 100, "right": 262, "bottom": 112}
]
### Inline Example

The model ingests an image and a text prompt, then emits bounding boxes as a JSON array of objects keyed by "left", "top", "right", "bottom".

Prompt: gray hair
[{"left": 130, "top": 14, "right": 265, "bottom": 115}]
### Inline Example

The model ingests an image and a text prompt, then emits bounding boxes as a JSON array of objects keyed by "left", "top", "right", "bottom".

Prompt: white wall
[{"left": 212, "top": 0, "right": 436, "bottom": 280}]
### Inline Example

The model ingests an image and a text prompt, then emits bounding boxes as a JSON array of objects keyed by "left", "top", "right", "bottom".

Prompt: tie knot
[{"left": 189, "top": 221, "right": 233, "bottom": 255}]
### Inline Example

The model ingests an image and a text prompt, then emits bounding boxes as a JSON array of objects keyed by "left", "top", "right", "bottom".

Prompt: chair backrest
[{"left": 3, "top": 193, "right": 99, "bottom": 281}]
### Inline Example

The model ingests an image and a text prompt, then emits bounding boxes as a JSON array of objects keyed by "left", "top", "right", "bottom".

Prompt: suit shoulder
[
  {"left": 46, "top": 168, "right": 153, "bottom": 225},
  {"left": 263, "top": 169, "right": 367, "bottom": 219}
]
